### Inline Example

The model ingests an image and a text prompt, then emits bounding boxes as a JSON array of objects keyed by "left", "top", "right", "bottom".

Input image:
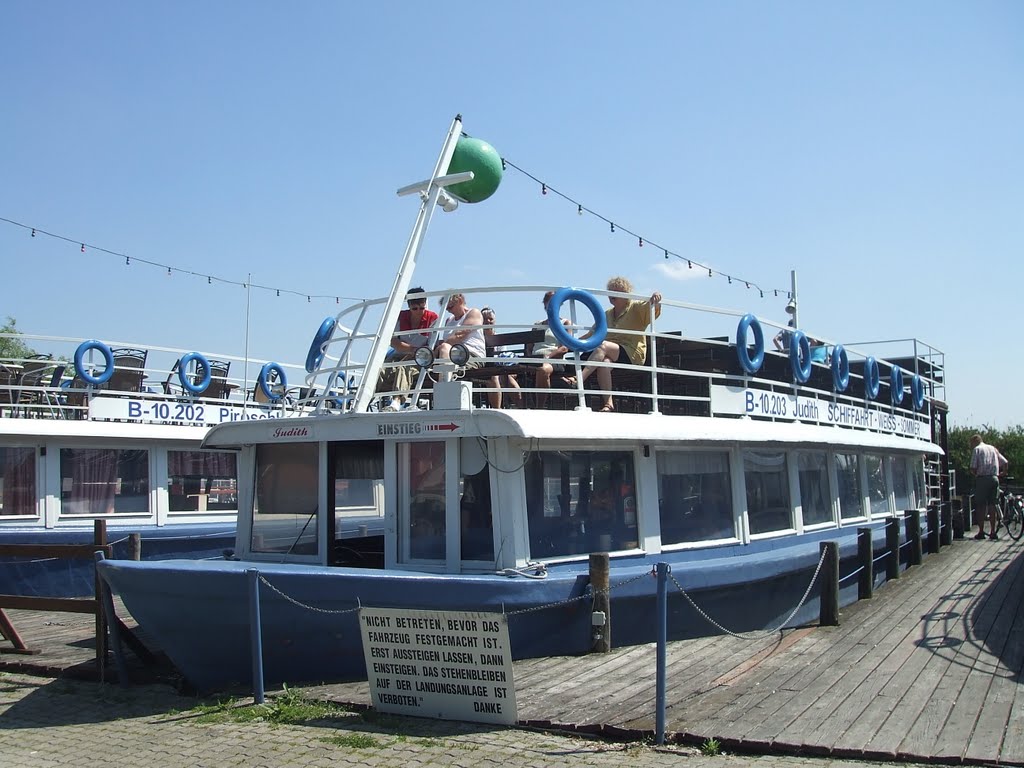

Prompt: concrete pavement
[{"left": 1, "top": 671, "right": 929, "bottom": 768}]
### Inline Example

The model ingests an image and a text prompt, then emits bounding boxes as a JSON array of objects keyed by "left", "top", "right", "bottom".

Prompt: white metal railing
[
  {"left": 0, "top": 333, "right": 308, "bottom": 422},
  {"left": 301, "top": 284, "right": 943, "bottom": 433}
]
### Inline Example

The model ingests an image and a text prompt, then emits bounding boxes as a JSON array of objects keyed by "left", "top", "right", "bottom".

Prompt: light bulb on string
[
  {"left": 638, "top": 237, "right": 643, "bottom": 247},
  {"left": 728, "top": 276, "right": 732, "bottom": 285},
  {"left": 687, "top": 260, "right": 692, "bottom": 269},
  {"left": 708, "top": 268, "right": 712, "bottom": 277},
  {"left": 81, "top": 244, "right": 85, "bottom": 253},
  {"left": 125, "top": 256, "right": 130, "bottom": 265},
  {"left": 31, "top": 228, "right": 35, "bottom": 237},
  {"left": 276, "top": 289, "right": 280, "bottom": 297},
  {"left": 610, "top": 222, "right": 615, "bottom": 233},
  {"left": 166, "top": 267, "right": 171, "bottom": 276},
  {"left": 541, "top": 183, "right": 547, "bottom": 195},
  {"left": 664, "top": 250, "right": 669, "bottom": 259},
  {"left": 577, "top": 204, "right": 582, "bottom": 215},
  {"left": 208, "top": 276, "right": 212, "bottom": 285}
]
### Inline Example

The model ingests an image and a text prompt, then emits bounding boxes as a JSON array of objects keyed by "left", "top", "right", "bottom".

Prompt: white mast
[{"left": 350, "top": 114, "right": 471, "bottom": 413}]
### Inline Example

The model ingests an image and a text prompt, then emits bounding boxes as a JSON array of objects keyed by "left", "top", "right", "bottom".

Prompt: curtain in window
[{"left": 1, "top": 447, "right": 36, "bottom": 516}]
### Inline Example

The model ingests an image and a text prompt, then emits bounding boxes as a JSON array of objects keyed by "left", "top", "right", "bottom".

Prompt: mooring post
[
  {"left": 941, "top": 501, "right": 954, "bottom": 546},
  {"left": 93, "top": 519, "right": 108, "bottom": 679},
  {"left": 951, "top": 498, "right": 965, "bottom": 540},
  {"left": 819, "top": 542, "right": 840, "bottom": 626},
  {"left": 885, "top": 517, "right": 901, "bottom": 581},
  {"left": 857, "top": 527, "right": 873, "bottom": 600},
  {"left": 247, "top": 569, "right": 265, "bottom": 704},
  {"left": 655, "top": 562, "right": 668, "bottom": 746},
  {"left": 94, "top": 551, "right": 130, "bottom": 687},
  {"left": 961, "top": 494, "right": 973, "bottom": 531},
  {"left": 905, "top": 510, "right": 922, "bottom": 567},
  {"left": 927, "top": 505, "right": 941, "bottom": 553},
  {"left": 129, "top": 533, "right": 141, "bottom": 561},
  {"left": 589, "top": 553, "right": 610, "bottom": 653}
]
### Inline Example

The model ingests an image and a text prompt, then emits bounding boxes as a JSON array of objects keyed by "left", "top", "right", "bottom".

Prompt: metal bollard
[
  {"left": 655, "top": 562, "right": 668, "bottom": 746},
  {"left": 247, "top": 569, "right": 265, "bottom": 704},
  {"left": 886, "top": 518, "right": 901, "bottom": 581},
  {"left": 819, "top": 542, "right": 840, "bottom": 627},
  {"left": 857, "top": 528, "right": 873, "bottom": 600}
]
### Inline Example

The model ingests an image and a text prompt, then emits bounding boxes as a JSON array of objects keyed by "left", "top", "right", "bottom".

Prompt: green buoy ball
[{"left": 445, "top": 136, "right": 503, "bottom": 203}]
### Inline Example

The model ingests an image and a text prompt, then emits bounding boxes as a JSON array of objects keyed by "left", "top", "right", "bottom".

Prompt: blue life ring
[
  {"left": 306, "top": 317, "right": 336, "bottom": 373},
  {"left": 831, "top": 344, "right": 850, "bottom": 392},
  {"left": 911, "top": 374, "right": 926, "bottom": 410},
  {"left": 73, "top": 340, "right": 115, "bottom": 386},
  {"left": 890, "top": 366, "right": 905, "bottom": 406},
  {"left": 789, "top": 330, "right": 812, "bottom": 384},
  {"left": 546, "top": 287, "right": 607, "bottom": 353},
  {"left": 735, "top": 314, "right": 764, "bottom": 374},
  {"left": 259, "top": 362, "right": 287, "bottom": 401},
  {"left": 864, "top": 356, "right": 880, "bottom": 400},
  {"left": 179, "top": 352, "right": 211, "bottom": 394}
]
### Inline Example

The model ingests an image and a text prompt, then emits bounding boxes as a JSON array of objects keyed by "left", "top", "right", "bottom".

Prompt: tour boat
[
  {"left": 96, "top": 116, "right": 950, "bottom": 691},
  {"left": 0, "top": 335, "right": 312, "bottom": 596}
]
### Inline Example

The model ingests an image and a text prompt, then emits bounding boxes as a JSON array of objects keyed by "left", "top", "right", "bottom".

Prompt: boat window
[
  {"left": 59, "top": 448, "right": 149, "bottom": 515},
  {"left": 332, "top": 441, "right": 384, "bottom": 520},
  {"left": 252, "top": 443, "right": 319, "bottom": 556},
  {"left": 797, "top": 451, "right": 833, "bottom": 527},
  {"left": 0, "top": 447, "right": 36, "bottom": 517},
  {"left": 525, "top": 450, "right": 637, "bottom": 558},
  {"left": 836, "top": 453, "right": 864, "bottom": 520},
  {"left": 866, "top": 454, "right": 889, "bottom": 516},
  {"left": 460, "top": 465, "right": 494, "bottom": 561},
  {"left": 889, "top": 456, "right": 911, "bottom": 511},
  {"left": 401, "top": 441, "right": 446, "bottom": 562},
  {"left": 167, "top": 451, "right": 237, "bottom": 513},
  {"left": 911, "top": 456, "right": 926, "bottom": 508},
  {"left": 744, "top": 450, "right": 791, "bottom": 535},
  {"left": 656, "top": 450, "right": 734, "bottom": 544}
]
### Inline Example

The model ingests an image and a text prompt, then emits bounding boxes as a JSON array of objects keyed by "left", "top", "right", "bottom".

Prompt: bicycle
[{"left": 998, "top": 482, "right": 1024, "bottom": 541}]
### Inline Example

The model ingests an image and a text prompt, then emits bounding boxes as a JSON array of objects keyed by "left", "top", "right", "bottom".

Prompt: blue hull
[
  {"left": 97, "top": 522, "right": 900, "bottom": 691},
  {"left": 0, "top": 524, "right": 236, "bottom": 598}
]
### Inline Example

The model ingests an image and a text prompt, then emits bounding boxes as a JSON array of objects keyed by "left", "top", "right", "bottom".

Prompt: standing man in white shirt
[{"left": 970, "top": 434, "right": 1008, "bottom": 540}]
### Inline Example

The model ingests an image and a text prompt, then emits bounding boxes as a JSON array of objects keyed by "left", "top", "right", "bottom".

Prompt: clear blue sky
[{"left": 2, "top": 2, "right": 1021, "bottom": 427}]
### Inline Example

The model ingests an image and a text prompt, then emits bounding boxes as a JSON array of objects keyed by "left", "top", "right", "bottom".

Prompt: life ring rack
[
  {"left": 789, "top": 330, "right": 812, "bottom": 384},
  {"left": 864, "top": 356, "right": 880, "bottom": 400},
  {"left": 831, "top": 344, "right": 850, "bottom": 392},
  {"left": 179, "top": 352, "right": 212, "bottom": 394},
  {"left": 546, "top": 287, "right": 607, "bottom": 353},
  {"left": 73, "top": 340, "right": 115, "bottom": 386},
  {"left": 735, "top": 314, "right": 764, "bottom": 374},
  {"left": 259, "top": 362, "right": 288, "bottom": 401},
  {"left": 306, "top": 317, "right": 337, "bottom": 374}
]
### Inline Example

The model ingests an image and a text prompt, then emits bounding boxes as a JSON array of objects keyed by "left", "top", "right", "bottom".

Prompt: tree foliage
[
  {"left": 0, "top": 316, "right": 36, "bottom": 361},
  {"left": 948, "top": 425, "right": 1024, "bottom": 494}
]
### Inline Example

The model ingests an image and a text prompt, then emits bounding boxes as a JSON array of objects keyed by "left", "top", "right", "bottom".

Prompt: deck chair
[
  {"left": 202, "top": 359, "right": 233, "bottom": 399},
  {"left": 108, "top": 348, "right": 148, "bottom": 393},
  {"left": 0, "top": 363, "right": 18, "bottom": 416},
  {"left": 16, "top": 354, "right": 55, "bottom": 417}
]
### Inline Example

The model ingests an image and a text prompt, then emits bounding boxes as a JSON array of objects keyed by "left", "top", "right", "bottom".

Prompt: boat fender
[
  {"left": 789, "top": 330, "right": 812, "bottom": 384},
  {"left": 547, "top": 287, "right": 607, "bottom": 353},
  {"left": 831, "top": 344, "right": 850, "bottom": 392},
  {"left": 306, "top": 317, "right": 336, "bottom": 373},
  {"left": 864, "top": 356, "right": 880, "bottom": 400},
  {"left": 890, "top": 365, "right": 905, "bottom": 406},
  {"left": 259, "top": 361, "right": 287, "bottom": 401},
  {"left": 73, "top": 340, "right": 115, "bottom": 386},
  {"left": 735, "top": 314, "right": 764, "bottom": 374},
  {"left": 179, "top": 352, "right": 211, "bottom": 394},
  {"left": 911, "top": 374, "right": 926, "bottom": 410}
]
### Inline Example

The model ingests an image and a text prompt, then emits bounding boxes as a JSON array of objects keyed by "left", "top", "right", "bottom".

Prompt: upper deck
[{"left": 293, "top": 283, "right": 944, "bottom": 445}]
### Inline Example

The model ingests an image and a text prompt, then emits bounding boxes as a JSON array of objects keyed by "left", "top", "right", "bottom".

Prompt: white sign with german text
[
  {"left": 710, "top": 385, "right": 929, "bottom": 439},
  {"left": 359, "top": 606, "right": 516, "bottom": 725},
  {"left": 89, "top": 395, "right": 286, "bottom": 427}
]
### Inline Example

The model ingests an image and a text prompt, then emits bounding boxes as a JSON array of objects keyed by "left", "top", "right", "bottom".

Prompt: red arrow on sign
[{"left": 427, "top": 422, "right": 459, "bottom": 432}]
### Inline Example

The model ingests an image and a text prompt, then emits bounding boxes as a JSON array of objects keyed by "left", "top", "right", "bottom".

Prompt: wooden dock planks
[{"left": 5, "top": 537, "right": 1023, "bottom": 764}]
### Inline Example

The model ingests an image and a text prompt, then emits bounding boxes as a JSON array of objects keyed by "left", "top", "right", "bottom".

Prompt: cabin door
[{"left": 397, "top": 440, "right": 452, "bottom": 570}]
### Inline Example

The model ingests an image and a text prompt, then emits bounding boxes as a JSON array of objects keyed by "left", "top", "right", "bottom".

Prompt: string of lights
[
  {"left": 498, "top": 157, "right": 793, "bottom": 301},
  {"left": 0, "top": 216, "right": 366, "bottom": 304}
]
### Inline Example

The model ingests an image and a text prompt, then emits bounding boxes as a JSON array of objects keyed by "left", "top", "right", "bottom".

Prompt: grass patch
[
  {"left": 188, "top": 686, "right": 352, "bottom": 726},
  {"left": 700, "top": 737, "right": 722, "bottom": 756},
  {"left": 321, "top": 733, "right": 381, "bottom": 749}
]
